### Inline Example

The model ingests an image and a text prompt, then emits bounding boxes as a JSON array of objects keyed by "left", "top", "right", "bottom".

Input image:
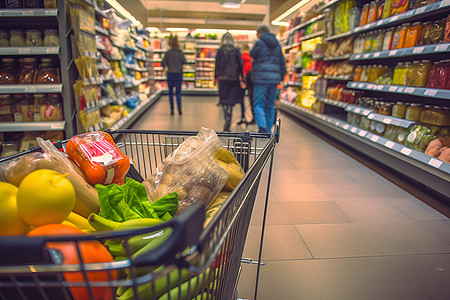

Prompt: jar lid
[
  {"left": 44, "top": 29, "right": 58, "bottom": 33},
  {"left": 410, "top": 103, "right": 422, "bottom": 106},
  {"left": 402, "top": 23, "right": 411, "bottom": 26},
  {"left": 412, "top": 22, "right": 422, "bottom": 26},
  {"left": 0, "top": 94, "right": 11, "bottom": 99},
  {"left": 423, "top": 105, "right": 432, "bottom": 108},
  {"left": 413, "top": 60, "right": 420, "bottom": 63},
  {"left": 40, "top": 58, "right": 53, "bottom": 63},
  {"left": 9, "top": 29, "right": 25, "bottom": 34},
  {"left": 421, "top": 60, "right": 431, "bottom": 63},
  {"left": 33, "top": 94, "right": 45, "bottom": 99},
  {"left": 396, "top": 101, "right": 404, "bottom": 105},
  {"left": 2, "top": 58, "right": 15, "bottom": 63},
  {"left": 25, "top": 29, "right": 41, "bottom": 33},
  {"left": 24, "top": 58, "right": 37, "bottom": 63}
]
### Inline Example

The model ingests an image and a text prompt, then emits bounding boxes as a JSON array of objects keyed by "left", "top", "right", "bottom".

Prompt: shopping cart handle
[
  {"left": 0, "top": 236, "right": 49, "bottom": 265},
  {"left": 131, "top": 202, "right": 205, "bottom": 268}
]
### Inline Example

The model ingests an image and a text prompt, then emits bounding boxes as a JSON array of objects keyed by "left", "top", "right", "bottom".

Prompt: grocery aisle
[{"left": 132, "top": 94, "right": 450, "bottom": 300}]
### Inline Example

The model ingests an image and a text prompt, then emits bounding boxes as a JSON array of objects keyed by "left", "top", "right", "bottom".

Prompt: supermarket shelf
[
  {"left": 95, "top": 6, "right": 106, "bottom": 18},
  {"left": 288, "top": 14, "right": 326, "bottom": 34},
  {"left": 0, "top": 8, "right": 58, "bottom": 16},
  {"left": 124, "top": 46, "right": 138, "bottom": 52},
  {"left": 110, "top": 90, "right": 162, "bottom": 131},
  {"left": 136, "top": 44, "right": 152, "bottom": 52},
  {"left": 317, "top": 97, "right": 348, "bottom": 108},
  {"left": 350, "top": 43, "right": 450, "bottom": 61},
  {"left": 106, "top": 54, "right": 123, "bottom": 61},
  {"left": 284, "top": 42, "right": 301, "bottom": 50},
  {"left": 85, "top": 95, "right": 134, "bottom": 114},
  {"left": 0, "top": 121, "right": 65, "bottom": 132},
  {"left": 125, "top": 63, "right": 146, "bottom": 72},
  {"left": 300, "top": 31, "right": 325, "bottom": 41},
  {"left": 323, "top": 54, "right": 352, "bottom": 61},
  {"left": 153, "top": 49, "right": 166, "bottom": 53},
  {"left": 194, "top": 40, "right": 220, "bottom": 45},
  {"left": 95, "top": 25, "right": 108, "bottom": 36},
  {"left": 196, "top": 58, "right": 215, "bottom": 62},
  {"left": 347, "top": 81, "right": 450, "bottom": 100},
  {"left": 196, "top": 44, "right": 220, "bottom": 49},
  {"left": 353, "top": 1, "right": 450, "bottom": 35},
  {"left": 135, "top": 56, "right": 152, "bottom": 62},
  {"left": 197, "top": 67, "right": 214, "bottom": 71},
  {"left": 285, "top": 82, "right": 302, "bottom": 87},
  {"left": 312, "top": 54, "right": 325, "bottom": 60},
  {"left": 0, "top": 84, "right": 62, "bottom": 94},
  {"left": 323, "top": 31, "right": 354, "bottom": 42},
  {"left": 130, "top": 34, "right": 139, "bottom": 41},
  {"left": 323, "top": 74, "right": 353, "bottom": 81},
  {"left": 186, "top": 60, "right": 196, "bottom": 63},
  {"left": 279, "top": 101, "right": 450, "bottom": 198},
  {"left": 183, "top": 49, "right": 196, "bottom": 53},
  {"left": 153, "top": 59, "right": 162, "bottom": 62},
  {"left": 317, "top": 0, "right": 341, "bottom": 12},
  {"left": 0, "top": 46, "right": 59, "bottom": 55},
  {"left": 97, "top": 63, "right": 110, "bottom": 70},
  {"left": 183, "top": 78, "right": 195, "bottom": 81},
  {"left": 345, "top": 104, "right": 372, "bottom": 116},
  {"left": 155, "top": 77, "right": 167, "bottom": 80},
  {"left": 300, "top": 70, "right": 320, "bottom": 76},
  {"left": 367, "top": 111, "right": 417, "bottom": 128},
  {"left": 153, "top": 67, "right": 164, "bottom": 71},
  {"left": 196, "top": 77, "right": 215, "bottom": 80}
]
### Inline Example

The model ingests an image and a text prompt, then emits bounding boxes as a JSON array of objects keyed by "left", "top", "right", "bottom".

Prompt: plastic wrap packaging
[
  {"left": 142, "top": 127, "right": 229, "bottom": 214},
  {"left": 65, "top": 131, "right": 130, "bottom": 186}
]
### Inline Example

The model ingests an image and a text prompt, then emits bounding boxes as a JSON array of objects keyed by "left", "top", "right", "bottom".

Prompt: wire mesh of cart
[{"left": 0, "top": 119, "right": 280, "bottom": 300}]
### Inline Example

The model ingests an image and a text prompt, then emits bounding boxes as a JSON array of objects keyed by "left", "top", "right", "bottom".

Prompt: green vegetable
[{"left": 95, "top": 177, "right": 178, "bottom": 222}]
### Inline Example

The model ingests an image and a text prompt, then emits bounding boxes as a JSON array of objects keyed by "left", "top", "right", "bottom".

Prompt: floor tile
[
  {"left": 272, "top": 183, "right": 331, "bottom": 201},
  {"left": 387, "top": 197, "right": 449, "bottom": 221},
  {"left": 296, "top": 222, "right": 450, "bottom": 258},
  {"left": 242, "top": 225, "right": 312, "bottom": 261},
  {"left": 419, "top": 220, "right": 450, "bottom": 245},
  {"left": 239, "top": 257, "right": 430, "bottom": 300},
  {"left": 393, "top": 254, "right": 450, "bottom": 300}
]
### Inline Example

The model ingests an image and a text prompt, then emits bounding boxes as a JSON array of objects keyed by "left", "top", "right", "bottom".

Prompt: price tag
[
  {"left": 375, "top": 85, "right": 384, "bottom": 90},
  {"left": 376, "top": 20, "right": 384, "bottom": 26},
  {"left": 368, "top": 114, "right": 374, "bottom": 119},
  {"left": 351, "top": 83, "right": 357, "bottom": 87},
  {"left": 355, "top": 54, "right": 361, "bottom": 59},
  {"left": 335, "top": 121, "right": 340, "bottom": 126},
  {"left": 18, "top": 48, "right": 31, "bottom": 54},
  {"left": 404, "top": 11, "right": 413, "bottom": 17},
  {"left": 385, "top": 141, "right": 395, "bottom": 148},
  {"left": 388, "top": 86, "right": 398, "bottom": 92},
  {"left": 358, "top": 130, "right": 367, "bottom": 137},
  {"left": 24, "top": 86, "right": 37, "bottom": 93},
  {"left": 428, "top": 158, "right": 443, "bottom": 168},
  {"left": 343, "top": 124, "right": 350, "bottom": 129},
  {"left": 45, "top": 9, "right": 55, "bottom": 15},
  {"left": 440, "top": 0, "right": 450, "bottom": 7},
  {"left": 412, "top": 47, "right": 424, "bottom": 54},
  {"left": 383, "top": 118, "right": 392, "bottom": 124},
  {"left": 400, "top": 147, "right": 412, "bottom": 156},
  {"left": 424, "top": 89, "right": 438, "bottom": 96},
  {"left": 404, "top": 87, "right": 415, "bottom": 93},
  {"left": 363, "top": 54, "right": 370, "bottom": 58},
  {"left": 350, "top": 127, "right": 357, "bottom": 133},
  {"left": 354, "top": 108, "right": 361, "bottom": 113},
  {"left": 358, "top": 84, "right": 364, "bottom": 88},
  {"left": 363, "top": 24, "right": 370, "bottom": 30},
  {"left": 390, "top": 16, "right": 399, "bottom": 22},
  {"left": 416, "top": 7, "right": 426, "bottom": 14},
  {"left": 373, "top": 53, "right": 381, "bottom": 57},
  {"left": 367, "top": 84, "right": 374, "bottom": 89},
  {"left": 435, "top": 44, "right": 449, "bottom": 52},
  {"left": 22, "top": 10, "right": 34, "bottom": 16},
  {"left": 51, "top": 122, "right": 64, "bottom": 129},
  {"left": 397, "top": 87, "right": 404, "bottom": 93},
  {"left": 46, "top": 47, "right": 56, "bottom": 53},
  {"left": 389, "top": 50, "right": 398, "bottom": 56},
  {"left": 370, "top": 135, "right": 379, "bottom": 142},
  {"left": 354, "top": 27, "right": 361, "bottom": 32}
]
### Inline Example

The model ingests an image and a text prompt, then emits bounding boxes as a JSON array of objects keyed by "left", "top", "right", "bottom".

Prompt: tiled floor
[{"left": 132, "top": 95, "right": 450, "bottom": 300}]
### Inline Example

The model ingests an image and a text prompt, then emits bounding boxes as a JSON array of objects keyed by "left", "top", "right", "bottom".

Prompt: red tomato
[{"left": 28, "top": 224, "right": 116, "bottom": 300}]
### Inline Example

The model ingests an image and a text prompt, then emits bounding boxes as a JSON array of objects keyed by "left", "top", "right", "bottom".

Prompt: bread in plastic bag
[{"left": 142, "top": 127, "right": 229, "bottom": 214}]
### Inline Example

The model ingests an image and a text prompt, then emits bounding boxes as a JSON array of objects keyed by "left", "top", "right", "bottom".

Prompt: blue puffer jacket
[{"left": 250, "top": 32, "right": 286, "bottom": 84}]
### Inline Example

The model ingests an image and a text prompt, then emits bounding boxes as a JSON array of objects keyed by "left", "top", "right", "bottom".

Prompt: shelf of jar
[
  {"left": 0, "top": 9, "right": 58, "bottom": 17},
  {"left": 95, "top": 25, "right": 108, "bottom": 36},
  {"left": 0, "top": 46, "right": 60, "bottom": 55},
  {"left": 317, "top": 97, "right": 348, "bottom": 108},
  {"left": 287, "top": 14, "right": 326, "bottom": 35},
  {"left": 347, "top": 81, "right": 450, "bottom": 100},
  {"left": 300, "top": 31, "right": 325, "bottom": 42},
  {"left": 0, "top": 83, "right": 63, "bottom": 94},
  {"left": 136, "top": 44, "right": 152, "bottom": 52},
  {"left": 323, "top": 31, "right": 354, "bottom": 42},
  {"left": 322, "top": 74, "right": 353, "bottom": 81},
  {"left": 323, "top": 54, "right": 352, "bottom": 61},
  {"left": 350, "top": 43, "right": 450, "bottom": 61},
  {"left": 0, "top": 121, "right": 65, "bottom": 132}
]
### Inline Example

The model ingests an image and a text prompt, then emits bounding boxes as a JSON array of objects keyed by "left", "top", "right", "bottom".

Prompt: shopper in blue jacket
[{"left": 250, "top": 25, "right": 286, "bottom": 133}]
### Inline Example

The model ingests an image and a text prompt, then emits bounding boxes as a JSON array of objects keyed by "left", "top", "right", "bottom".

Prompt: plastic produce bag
[{"left": 143, "top": 127, "right": 229, "bottom": 214}]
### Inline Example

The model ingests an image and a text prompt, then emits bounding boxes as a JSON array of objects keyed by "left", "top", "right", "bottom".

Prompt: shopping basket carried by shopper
[{"left": 0, "top": 120, "right": 280, "bottom": 300}]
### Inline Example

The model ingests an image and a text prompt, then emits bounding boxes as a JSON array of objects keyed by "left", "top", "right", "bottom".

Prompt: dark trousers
[
  {"left": 167, "top": 72, "right": 182, "bottom": 112},
  {"left": 245, "top": 72, "right": 254, "bottom": 120},
  {"left": 222, "top": 105, "right": 233, "bottom": 131}
]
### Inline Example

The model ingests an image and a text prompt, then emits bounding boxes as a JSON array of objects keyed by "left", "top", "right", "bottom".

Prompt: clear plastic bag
[{"left": 143, "top": 127, "right": 229, "bottom": 214}]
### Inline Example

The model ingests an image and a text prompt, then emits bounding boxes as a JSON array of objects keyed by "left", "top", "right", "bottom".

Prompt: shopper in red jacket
[{"left": 241, "top": 43, "right": 255, "bottom": 124}]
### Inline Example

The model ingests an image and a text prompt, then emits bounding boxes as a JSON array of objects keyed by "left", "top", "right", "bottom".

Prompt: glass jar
[
  {"left": 36, "top": 58, "right": 60, "bottom": 83},
  {"left": 18, "top": 58, "right": 38, "bottom": 84},
  {"left": 419, "top": 21, "right": 432, "bottom": 45},
  {"left": 43, "top": 29, "right": 59, "bottom": 46},
  {"left": 43, "top": 0, "right": 57, "bottom": 8},
  {"left": 364, "top": 33, "right": 374, "bottom": 53},
  {"left": 444, "top": 14, "right": 450, "bottom": 43},
  {"left": 368, "top": 1, "right": 378, "bottom": 24},
  {"left": 373, "top": 101, "right": 381, "bottom": 113},
  {"left": 354, "top": 65, "right": 363, "bottom": 81},
  {"left": 393, "top": 62, "right": 404, "bottom": 85},
  {"left": 0, "top": 58, "right": 18, "bottom": 84},
  {"left": 0, "top": 30, "right": 9, "bottom": 47},
  {"left": 391, "top": 23, "right": 410, "bottom": 49},
  {"left": 405, "top": 103, "right": 422, "bottom": 121},
  {"left": 405, "top": 60, "right": 420, "bottom": 86},
  {"left": 379, "top": 102, "right": 393, "bottom": 115},
  {"left": 404, "top": 22, "right": 422, "bottom": 48},
  {"left": 382, "top": 27, "right": 395, "bottom": 50},
  {"left": 360, "top": 65, "right": 368, "bottom": 82},
  {"left": 392, "top": 102, "right": 407, "bottom": 119},
  {"left": 0, "top": 94, "right": 14, "bottom": 122},
  {"left": 360, "top": 3, "right": 370, "bottom": 26},
  {"left": 372, "top": 30, "right": 385, "bottom": 52},
  {"left": 9, "top": 29, "right": 25, "bottom": 47},
  {"left": 25, "top": 29, "right": 43, "bottom": 47},
  {"left": 412, "top": 60, "right": 432, "bottom": 87}
]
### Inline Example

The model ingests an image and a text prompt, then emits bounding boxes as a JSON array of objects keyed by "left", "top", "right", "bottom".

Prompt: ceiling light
[
  {"left": 220, "top": 0, "right": 246, "bottom": 9},
  {"left": 104, "top": 0, "right": 141, "bottom": 26},
  {"left": 273, "top": 0, "right": 312, "bottom": 23},
  {"left": 166, "top": 27, "right": 189, "bottom": 32},
  {"left": 271, "top": 21, "right": 290, "bottom": 27}
]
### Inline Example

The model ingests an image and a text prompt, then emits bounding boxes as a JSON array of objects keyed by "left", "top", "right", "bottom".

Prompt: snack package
[
  {"left": 65, "top": 131, "right": 130, "bottom": 186},
  {"left": 142, "top": 127, "right": 229, "bottom": 214}
]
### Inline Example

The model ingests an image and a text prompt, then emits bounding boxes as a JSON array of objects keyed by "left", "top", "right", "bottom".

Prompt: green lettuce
[{"left": 95, "top": 177, "right": 178, "bottom": 222}]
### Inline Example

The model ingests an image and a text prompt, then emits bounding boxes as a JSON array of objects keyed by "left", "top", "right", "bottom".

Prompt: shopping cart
[{"left": 0, "top": 119, "right": 280, "bottom": 300}]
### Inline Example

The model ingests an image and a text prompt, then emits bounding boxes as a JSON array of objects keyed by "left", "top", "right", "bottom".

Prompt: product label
[
  {"left": 44, "top": 104, "right": 55, "bottom": 119},
  {"left": 376, "top": 123, "right": 386, "bottom": 134},
  {"left": 383, "top": 118, "right": 392, "bottom": 124},
  {"left": 389, "top": 86, "right": 398, "bottom": 92},
  {"left": 416, "top": 7, "right": 426, "bottom": 14},
  {"left": 373, "top": 53, "right": 381, "bottom": 57},
  {"left": 407, "top": 132, "right": 417, "bottom": 143},
  {"left": 435, "top": 44, "right": 449, "bottom": 52},
  {"left": 400, "top": 147, "right": 412, "bottom": 155},
  {"left": 412, "top": 47, "right": 424, "bottom": 54},
  {"left": 385, "top": 141, "right": 395, "bottom": 148},
  {"left": 351, "top": 127, "right": 357, "bottom": 133},
  {"left": 389, "top": 50, "right": 398, "bottom": 56},
  {"left": 428, "top": 158, "right": 443, "bottom": 168},
  {"left": 370, "top": 135, "right": 379, "bottom": 142},
  {"left": 358, "top": 130, "right": 367, "bottom": 137}
]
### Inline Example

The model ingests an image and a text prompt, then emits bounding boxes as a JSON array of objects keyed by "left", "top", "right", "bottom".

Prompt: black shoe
[
  {"left": 178, "top": 111, "right": 182, "bottom": 115},
  {"left": 170, "top": 110, "right": 174, "bottom": 115},
  {"left": 223, "top": 126, "right": 230, "bottom": 132},
  {"left": 247, "top": 119, "right": 256, "bottom": 124},
  {"left": 258, "top": 127, "right": 267, "bottom": 133},
  {"left": 237, "top": 119, "right": 246, "bottom": 125}
]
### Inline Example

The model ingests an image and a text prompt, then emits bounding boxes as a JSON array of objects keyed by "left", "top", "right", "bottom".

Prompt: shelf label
[
  {"left": 388, "top": 50, "right": 398, "bottom": 56},
  {"left": 424, "top": 89, "right": 438, "bottom": 96},
  {"left": 350, "top": 127, "right": 357, "bottom": 133},
  {"left": 358, "top": 130, "right": 367, "bottom": 137},
  {"left": 397, "top": 87, "right": 404, "bottom": 93},
  {"left": 435, "top": 43, "right": 449, "bottom": 52},
  {"left": 390, "top": 16, "right": 399, "bottom": 22},
  {"left": 412, "top": 47, "right": 424, "bottom": 54},
  {"left": 46, "top": 47, "right": 56, "bottom": 53},
  {"left": 400, "top": 147, "right": 412, "bottom": 156},
  {"left": 367, "top": 84, "right": 374, "bottom": 89},
  {"left": 22, "top": 10, "right": 34, "bottom": 15},
  {"left": 388, "top": 86, "right": 398, "bottom": 92},
  {"left": 440, "top": 0, "right": 450, "bottom": 7},
  {"left": 368, "top": 114, "right": 374, "bottom": 119},
  {"left": 51, "top": 122, "right": 64, "bottom": 129},
  {"left": 24, "top": 86, "right": 37, "bottom": 93},
  {"left": 404, "top": 87, "right": 415, "bottom": 93},
  {"left": 18, "top": 48, "right": 31, "bottom": 54},
  {"left": 370, "top": 135, "right": 379, "bottom": 142},
  {"left": 354, "top": 108, "right": 361, "bottom": 113},
  {"left": 45, "top": 9, "right": 55, "bottom": 15},
  {"left": 363, "top": 24, "right": 370, "bottom": 30},
  {"left": 373, "top": 53, "right": 381, "bottom": 57},
  {"left": 385, "top": 141, "right": 395, "bottom": 148},
  {"left": 343, "top": 124, "right": 350, "bottom": 129},
  {"left": 358, "top": 83, "right": 364, "bottom": 88},
  {"left": 362, "top": 109, "right": 371, "bottom": 115},
  {"left": 375, "top": 85, "right": 384, "bottom": 90},
  {"left": 416, "top": 7, "right": 426, "bottom": 14},
  {"left": 351, "top": 83, "right": 357, "bottom": 87},
  {"left": 428, "top": 158, "right": 443, "bottom": 168},
  {"left": 363, "top": 54, "right": 370, "bottom": 58},
  {"left": 355, "top": 54, "right": 361, "bottom": 59},
  {"left": 376, "top": 20, "right": 384, "bottom": 26},
  {"left": 404, "top": 11, "right": 413, "bottom": 17},
  {"left": 383, "top": 118, "right": 392, "bottom": 124}
]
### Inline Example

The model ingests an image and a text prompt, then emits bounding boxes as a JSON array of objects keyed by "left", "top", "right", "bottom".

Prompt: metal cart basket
[{"left": 0, "top": 120, "right": 280, "bottom": 300}]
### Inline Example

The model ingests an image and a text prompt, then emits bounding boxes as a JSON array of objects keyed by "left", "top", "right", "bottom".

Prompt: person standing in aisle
[
  {"left": 162, "top": 34, "right": 186, "bottom": 115},
  {"left": 241, "top": 43, "right": 255, "bottom": 124},
  {"left": 250, "top": 25, "right": 286, "bottom": 133},
  {"left": 215, "top": 32, "right": 244, "bottom": 132}
]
